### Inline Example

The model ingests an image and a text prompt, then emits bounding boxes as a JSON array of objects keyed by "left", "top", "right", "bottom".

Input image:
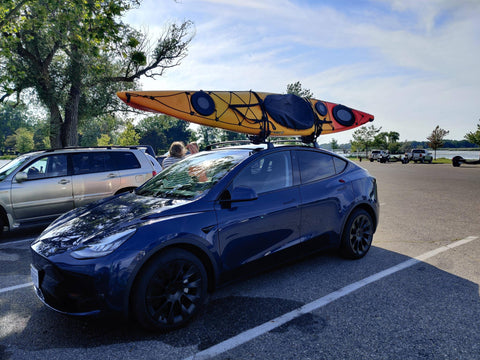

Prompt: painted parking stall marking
[{"left": 185, "top": 236, "right": 479, "bottom": 360}]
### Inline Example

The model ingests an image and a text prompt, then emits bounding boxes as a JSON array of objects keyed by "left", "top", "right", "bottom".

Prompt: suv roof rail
[
  {"left": 44, "top": 145, "right": 156, "bottom": 157},
  {"left": 205, "top": 138, "right": 320, "bottom": 151}
]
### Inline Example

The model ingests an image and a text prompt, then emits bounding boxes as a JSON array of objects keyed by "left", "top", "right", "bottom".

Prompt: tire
[
  {"left": 340, "top": 209, "right": 374, "bottom": 259},
  {"left": 132, "top": 248, "right": 208, "bottom": 331},
  {"left": 452, "top": 156, "right": 462, "bottom": 167}
]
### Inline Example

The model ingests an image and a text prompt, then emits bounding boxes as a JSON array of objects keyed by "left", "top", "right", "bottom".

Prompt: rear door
[
  {"left": 11, "top": 154, "right": 73, "bottom": 222},
  {"left": 215, "top": 150, "right": 301, "bottom": 271},
  {"left": 296, "top": 150, "right": 353, "bottom": 247},
  {"left": 71, "top": 152, "right": 120, "bottom": 207}
]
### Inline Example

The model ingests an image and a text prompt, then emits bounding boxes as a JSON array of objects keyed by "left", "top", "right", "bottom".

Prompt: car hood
[{"left": 32, "top": 193, "right": 189, "bottom": 256}]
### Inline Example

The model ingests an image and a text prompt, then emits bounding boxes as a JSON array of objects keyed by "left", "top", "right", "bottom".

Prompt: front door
[
  {"left": 215, "top": 151, "right": 301, "bottom": 272},
  {"left": 11, "top": 154, "right": 73, "bottom": 223}
]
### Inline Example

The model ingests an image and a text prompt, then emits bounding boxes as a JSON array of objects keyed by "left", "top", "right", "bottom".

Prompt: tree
[
  {"left": 136, "top": 115, "right": 193, "bottom": 154},
  {"left": 196, "top": 126, "right": 221, "bottom": 148},
  {"left": 0, "top": 0, "right": 193, "bottom": 148},
  {"left": 427, "top": 125, "right": 449, "bottom": 160},
  {"left": 0, "top": 102, "right": 32, "bottom": 151},
  {"left": 350, "top": 125, "right": 382, "bottom": 158},
  {"left": 117, "top": 121, "right": 140, "bottom": 146},
  {"left": 97, "top": 134, "right": 112, "bottom": 146},
  {"left": 14, "top": 127, "right": 34, "bottom": 153},
  {"left": 286, "top": 81, "right": 314, "bottom": 98},
  {"left": 330, "top": 138, "right": 339, "bottom": 150},
  {"left": 465, "top": 120, "right": 480, "bottom": 146},
  {"left": 220, "top": 130, "right": 248, "bottom": 142}
]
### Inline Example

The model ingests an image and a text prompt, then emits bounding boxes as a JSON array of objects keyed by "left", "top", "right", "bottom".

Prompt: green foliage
[
  {"left": 220, "top": 130, "right": 248, "bottom": 142},
  {"left": 427, "top": 125, "right": 449, "bottom": 159},
  {"left": 286, "top": 81, "right": 314, "bottom": 98},
  {"left": 0, "top": 0, "right": 193, "bottom": 148},
  {"left": 330, "top": 138, "right": 339, "bottom": 150},
  {"left": 0, "top": 102, "right": 32, "bottom": 150},
  {"left": 117, "top": 121, "right": 139, "bottom": 146},
  {"left": 97, "top": 134, "right": 112, "bottom": 146},
  {"left": 464, "top": 120, "right": 480, "bottom": 146},
  {"left": 136, "top": 115, "right": 194, "bottom": 154},
  {"left": 14, "top": 127, "right": 34, "bottom": 153},
  {"left": 196, "top": 126, "right": 221, "bottom": 148},
  {"left": 350, "top": 125, "right": 382, "bottom": 156}
]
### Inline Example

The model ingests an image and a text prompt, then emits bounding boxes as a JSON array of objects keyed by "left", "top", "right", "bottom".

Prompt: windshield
[
  {"left": 0, "top": 154, "right": 32, "bottom": 182},
  {"left": 136, "top": 150, "right": 249, "bottom": 199}
]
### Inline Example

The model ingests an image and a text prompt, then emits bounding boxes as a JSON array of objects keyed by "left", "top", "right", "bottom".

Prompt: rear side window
[
  {"left": 297, "top": 151, "right": 346, "bottom": 183},
  {"left": 72, "top": 151, "right": 141, "bottom": 174},
  {"left": 111, "top": 152, "right": 141, "bottom": 170},
  {"left": 72, "top": 152, "right": 115, "bottom": 174}
]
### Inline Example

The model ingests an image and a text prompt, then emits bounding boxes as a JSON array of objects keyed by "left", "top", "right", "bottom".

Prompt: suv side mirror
[
  {"left": 219, "top": 186, "right": 258, "bottom": 209},
  {"left": 15, "top": 172, "right": 28, "bottom": 183},
  {"left": 230, "top": 186, "right": 258, "bottom": 202}
]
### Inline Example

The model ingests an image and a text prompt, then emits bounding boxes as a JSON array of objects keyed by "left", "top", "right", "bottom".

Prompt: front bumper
[{"left": 31, "top": 250, "right": 106, "bottom": 316}]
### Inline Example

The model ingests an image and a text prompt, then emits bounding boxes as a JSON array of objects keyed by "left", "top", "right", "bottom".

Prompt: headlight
[{"left": 70, "top": 229, "right": 136, "bottom": 259}]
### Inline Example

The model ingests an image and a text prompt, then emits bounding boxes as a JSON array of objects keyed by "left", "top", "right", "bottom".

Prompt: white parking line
[
  {"left": 0, "top": 282, "right": 32, "bottom": 294},
  {"left": 0, "top": 236, "right": 478, "bottom": 357},
  {"left": 185, "top": 236, "right": 478, "bottom": 360},
  {"left": 0, "top": 238, "right": 35, "bottom": 248}
]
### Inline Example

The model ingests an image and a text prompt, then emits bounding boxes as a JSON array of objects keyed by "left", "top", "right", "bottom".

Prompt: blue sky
[{"left": 126, "top": 0, "right": 480, "bottom": 144}]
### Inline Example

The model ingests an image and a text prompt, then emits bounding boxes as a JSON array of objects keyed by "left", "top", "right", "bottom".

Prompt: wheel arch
[
  {"left": 0, "top": 205, "right": 9, "bottom": 233},
  {"left": 342, "top": 202, "right": 378, "bottom": 236},
  {"left": 125, "top": 241, "right": 219, "bottom": 318}
]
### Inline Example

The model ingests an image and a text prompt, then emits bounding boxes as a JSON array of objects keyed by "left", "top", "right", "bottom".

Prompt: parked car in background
[
  {"left": 31, "top": 142, "right": 379, "bottom": 331},
  {"left": 369, "top": 150, "right": 389, "bottom": 163},
  {"left": 405, "top": 149, "right": 433, "bottom": 163},
  {"left": 0, "top": 146, "right": 160, "bottom": 237}
]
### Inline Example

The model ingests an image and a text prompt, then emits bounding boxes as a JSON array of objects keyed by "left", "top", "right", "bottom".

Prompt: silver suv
[{"left": 0, "top": 146, "right": 159, "bottom": 236}]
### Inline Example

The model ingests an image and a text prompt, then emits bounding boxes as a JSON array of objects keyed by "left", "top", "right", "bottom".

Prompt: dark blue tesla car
[{"left": 31, "top": 143, "right": 379, "bottom": 331}]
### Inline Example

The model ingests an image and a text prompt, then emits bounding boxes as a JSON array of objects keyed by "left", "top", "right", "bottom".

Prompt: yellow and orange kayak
[{"left": 117, "top": 90, "right": 374, "bottom": 140}]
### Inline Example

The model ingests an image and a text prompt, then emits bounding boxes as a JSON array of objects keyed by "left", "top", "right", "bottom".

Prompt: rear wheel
[
  {"left": 340, "top": 209, "right": 374, "bottom": 259},
  {"left": 132, "top": 248, "right": 207, "bottom": 331}
]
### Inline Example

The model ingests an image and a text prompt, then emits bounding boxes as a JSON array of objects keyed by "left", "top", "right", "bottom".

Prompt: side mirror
[
  {"left": 230, "top": 186, "right": 258, "bottom": 202},
  {"left": 15, "top": 172, "right": 28, "bottom": 183},
  {"left": 219, "top": 186, "right": 258, "bottom": 208}
]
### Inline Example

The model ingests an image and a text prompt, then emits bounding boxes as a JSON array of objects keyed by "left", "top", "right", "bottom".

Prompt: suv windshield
[
  {"left": 136, "top": 150, "right": 249, "bottom": 199},
  {"left": 0, "top": 154, "right": 33, "bottom": 182}
]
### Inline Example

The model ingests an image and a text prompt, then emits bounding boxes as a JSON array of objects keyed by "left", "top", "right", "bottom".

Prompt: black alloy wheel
[
  {"left": 132, "top": 248, "right": 207, "bottom": 331},
  {"left": 340, "top": 209, "right": 373, "bottom": 259}
]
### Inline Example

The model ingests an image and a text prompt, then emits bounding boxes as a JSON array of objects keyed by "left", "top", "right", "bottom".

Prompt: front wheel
[
  {"left": 340, "top": 209, "right": 374, "bottom": 259},
  {"left": 132, "top": 248, "right": 208, "bottom": 331}
]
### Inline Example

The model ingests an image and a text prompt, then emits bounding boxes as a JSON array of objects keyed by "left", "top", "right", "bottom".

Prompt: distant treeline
[
  {"left": 410, "top": 139, "right": 478, "bottom": 149},
  {"left": 331, "top": 139, "right": 478, "bottom": 151}
]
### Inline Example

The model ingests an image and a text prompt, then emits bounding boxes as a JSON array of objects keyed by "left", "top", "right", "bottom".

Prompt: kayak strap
[{"left": 228, "top": 91, "right": 272, "bottom": 143}]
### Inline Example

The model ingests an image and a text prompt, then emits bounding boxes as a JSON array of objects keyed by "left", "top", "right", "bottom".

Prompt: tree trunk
[
  {"left": 49, "top": 105, "right": 63, "bottom": 149},
  {"left": 62, "top": 48, "right": 82, "bottom": 147}
]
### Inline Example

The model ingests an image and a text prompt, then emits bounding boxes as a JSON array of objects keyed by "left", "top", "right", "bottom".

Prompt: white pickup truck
[{"left": 406, "top": 149, "right": 433, "bottom": 163}]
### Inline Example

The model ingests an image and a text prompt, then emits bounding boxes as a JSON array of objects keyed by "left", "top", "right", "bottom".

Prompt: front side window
[
  {"left": 23, "top": 155, "right": 68, "bottom": 180},
  {"left": 232, "top": 151, "right": 293, "bottom": 194}
]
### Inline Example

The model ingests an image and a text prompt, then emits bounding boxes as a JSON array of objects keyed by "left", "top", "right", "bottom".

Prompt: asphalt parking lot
[{"left": 1, "top": 161, "right": 479, "bottom": 360}]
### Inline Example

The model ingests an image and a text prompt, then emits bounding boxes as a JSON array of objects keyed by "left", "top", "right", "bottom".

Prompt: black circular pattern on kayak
[
  {"left": 191, "top": 91, "right": 215, "bottom": 116},
  {"left": 332, "top": 105, "right": 355, "bottom": 126},
  {"left": 314, "top": 101, "right": 328, "bottom": 117}
]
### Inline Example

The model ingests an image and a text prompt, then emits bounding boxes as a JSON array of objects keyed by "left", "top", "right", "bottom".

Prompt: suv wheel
[
  {"left": 132, "top": 248, "right": 208, "bottom": 331},
  {"left": 340, "top": 209, "right": 373, "bottom": 259}
]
